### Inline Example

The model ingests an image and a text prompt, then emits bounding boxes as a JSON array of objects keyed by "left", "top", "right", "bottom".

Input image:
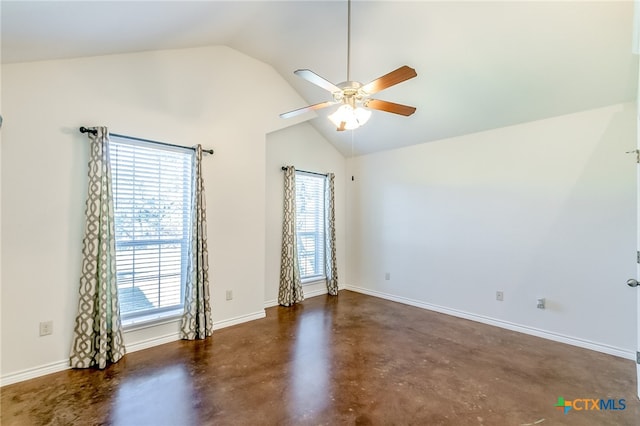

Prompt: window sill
[{"left": 122, "top": 309, "right": 183, "bottom": 332}]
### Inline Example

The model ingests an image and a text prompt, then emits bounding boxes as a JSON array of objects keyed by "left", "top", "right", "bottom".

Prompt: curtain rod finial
[{"left": 79, "top": 126, "right": 97, "bottom": 135}]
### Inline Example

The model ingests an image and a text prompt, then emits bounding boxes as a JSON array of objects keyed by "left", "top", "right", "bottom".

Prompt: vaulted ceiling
[{"left": 2, "top": 1, "right": 637, "bottom": 155}]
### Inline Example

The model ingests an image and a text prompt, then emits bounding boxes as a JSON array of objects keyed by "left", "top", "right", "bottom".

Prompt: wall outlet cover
[{"left": 39, "top": 321, "right": 53, "bottom": 336}]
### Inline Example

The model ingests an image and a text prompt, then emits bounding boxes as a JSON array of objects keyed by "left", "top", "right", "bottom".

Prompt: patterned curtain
[
  {"left": 278, "top": 166, "right": 304, "bottom": 306},
  {"left": 181, "top": 145, "right": 213, "bottom": 340},
  {"left": 70, "top": 127, "right": 125, "bottom": 369},
  {"left": 324, "top": 173, "right": 339, "bottom": 295}
]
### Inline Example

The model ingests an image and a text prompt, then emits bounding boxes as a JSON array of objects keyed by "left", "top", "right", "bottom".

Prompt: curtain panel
[
  {"left": 181, "top": 145, "right": 213, "bottom": 340},
  {"left": 70, "top": 126, "right": 126, "bottom": 369},
  {"left": 278, "top": 166, "right": 304, "bottom": 306},
  {"left": 324, "top": 173, "right": 339, "bottom": 295}
]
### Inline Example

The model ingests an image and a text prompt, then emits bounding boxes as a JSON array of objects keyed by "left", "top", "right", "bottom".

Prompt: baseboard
[
  {"left": 0, "top": 360, "right": 70, "bottom": 388},
  {"left": 125, "top": 332, "right": 181, "bottom": 354},
  {"left": 264, "top": 299, "right": 279, "bottom": 308},
  {"left": 264, "top": 287, "right": 329, "bottom": 309},
  {"left": 345, "top": 285, "right": 635, "bottom": 361},
  {"left": 212, "top": 310, "right": 266, "bottom": 330},
  {"left": 0, "top": 309, "right": 266, "bottom": 387}
]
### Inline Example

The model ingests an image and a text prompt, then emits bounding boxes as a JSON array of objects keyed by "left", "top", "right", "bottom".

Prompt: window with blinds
[
  {"left": 295, "top": 171, "right": 326, "bottom": 281},
  {"left": 109, "top": 136, "right": 193, "bottom": 320}
]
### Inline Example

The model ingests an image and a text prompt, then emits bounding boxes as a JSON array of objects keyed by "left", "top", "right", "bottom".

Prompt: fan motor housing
[{"left": 334, "top": 81, "right": 368, "bottom": 105}]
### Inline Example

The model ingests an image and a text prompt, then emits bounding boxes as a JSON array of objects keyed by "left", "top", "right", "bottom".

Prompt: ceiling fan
[{"left": 280, "top": 0, "right": 417, "bottom": 131}]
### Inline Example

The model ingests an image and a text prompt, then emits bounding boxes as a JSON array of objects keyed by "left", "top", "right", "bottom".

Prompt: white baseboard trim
[
  {"left": 264, "top": 287, "right": 329, "bottom": 309},
  {"left": 0, "top": 360, "right": 70, "bottom": 388},
  {"left": 122, "top": 309, "right": 267, "bottom": 354},
  {"left": 345, "top": 285, "right": 635, "bottom": 361},
  {"left": 264, "top": 299, "right": 278, "bottom": 308},
  {"left": 212, "top": 310, "right": 266, "bottom": 330},
  {"left": 1, "top": 309, "right": 267, "bottom": 387},
  {"left": 125, "top": 332, "right": 181, "bottom": 354}
]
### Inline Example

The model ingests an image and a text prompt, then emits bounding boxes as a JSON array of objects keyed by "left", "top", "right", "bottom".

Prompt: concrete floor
[{"left": 1, "top": 290, "right": 638, "bottom": 425}]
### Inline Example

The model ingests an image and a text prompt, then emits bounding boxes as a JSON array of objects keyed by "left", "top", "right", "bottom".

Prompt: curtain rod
[
  {"left": 79, "top": 127, "right": 214, "bottom": 155},
  {"left": 281, "top": 166, "right": 327, "bottom": 177}
]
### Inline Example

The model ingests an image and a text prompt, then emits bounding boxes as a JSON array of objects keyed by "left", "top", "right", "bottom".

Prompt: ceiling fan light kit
[
  {"left": 328, "top": 104, "right": 371, "bottom": 131},
  {"left": 279, "top": 0, "right": 417, "bottom": 131}
]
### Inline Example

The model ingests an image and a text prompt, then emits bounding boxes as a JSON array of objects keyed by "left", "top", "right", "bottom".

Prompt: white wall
[
  {"left": 1, "top": 45, "right": 309, "bottom": 382},
  {"left": 347, "top": 103, "right": 637, "bottom": 357},
  {"left": 265, "top": 122, "right": 347, "bottom": 305}
]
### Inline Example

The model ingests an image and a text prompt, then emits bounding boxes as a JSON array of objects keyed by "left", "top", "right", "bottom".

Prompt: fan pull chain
[{"left": 351, "top": 129, "right": 355, "bottom": 159}]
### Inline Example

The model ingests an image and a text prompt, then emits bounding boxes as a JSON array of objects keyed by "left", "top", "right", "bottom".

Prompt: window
[
  {"left": 295, "top": 171, "right": 326, "bottom": 281},
  {"left": 109, "top": 136, "right": 193, "bottom": 320}
]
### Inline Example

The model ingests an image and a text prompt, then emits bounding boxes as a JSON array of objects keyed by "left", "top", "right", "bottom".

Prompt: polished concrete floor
[{"left": 1, "top": 290, "right": 638, "bottom": 425}]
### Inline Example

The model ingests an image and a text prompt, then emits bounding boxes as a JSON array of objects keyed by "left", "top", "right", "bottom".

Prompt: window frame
[
  {"left": 294, "top": 170, "right": 327, "bottom": 284},
  {"left": 109, "top": 136, "right": 193, "bottom": 324}
]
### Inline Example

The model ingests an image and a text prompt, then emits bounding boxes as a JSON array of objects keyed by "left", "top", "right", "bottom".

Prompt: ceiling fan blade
[
  {"left": 360, "top": 66, "right": 417, "bottom": 95},
  {"left": 279, "top": 101, "right": 336, "bottom": 119},
  {"left": 365, "top": 99, "right": 417, "bottom": 116},
  {"left": 294, "top": 69, "right": 342, "bottom": 93}
]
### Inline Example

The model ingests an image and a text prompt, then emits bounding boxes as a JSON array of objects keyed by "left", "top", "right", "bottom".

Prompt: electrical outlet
[
  {"left": 39, "top": 321, "right": 53, "bottom": 336},
  {"left": 537, "top": 298, "right": 546, "bottom": 309},
  {"left": 385, "top": 272, "right": 391, "bottom": 281},
  {"left": 496, "top": 291, "right": 504, "bottom": 302},
  {"left": 226, "top": 290, "right": 233, "bottom": 301}
]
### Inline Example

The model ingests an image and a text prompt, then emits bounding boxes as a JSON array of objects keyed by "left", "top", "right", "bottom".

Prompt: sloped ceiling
[{"left": 2, "top": 1, "right": 637, "bottom": 155}]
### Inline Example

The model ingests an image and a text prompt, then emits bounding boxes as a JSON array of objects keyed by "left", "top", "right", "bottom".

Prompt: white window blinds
[
  {"left": 295, "top": 172, "right": 326, "bottom": 280},
  {"left": 109, "top": 137, "right": 193, "bottom": 319}
]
